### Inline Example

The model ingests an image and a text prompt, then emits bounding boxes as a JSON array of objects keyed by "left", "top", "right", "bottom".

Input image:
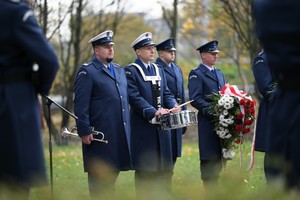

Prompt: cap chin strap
[{"left": 130, "top": 63, "right": 161, "bottom": 84}]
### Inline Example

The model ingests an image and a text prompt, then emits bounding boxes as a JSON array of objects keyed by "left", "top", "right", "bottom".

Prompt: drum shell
[{"left": 160, "top": 110, "right": 197, "bottom": 130}]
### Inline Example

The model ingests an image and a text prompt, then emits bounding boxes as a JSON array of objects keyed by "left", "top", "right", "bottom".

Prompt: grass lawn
[{"left": 24, "top": 138, "right": 298, "bottom": 200}]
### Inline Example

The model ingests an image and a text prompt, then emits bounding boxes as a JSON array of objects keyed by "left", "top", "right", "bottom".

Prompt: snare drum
[{"left": 159, "top": 110, "right": 197, "bottom": 130}]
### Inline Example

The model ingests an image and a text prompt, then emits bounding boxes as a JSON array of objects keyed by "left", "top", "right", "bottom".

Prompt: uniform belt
[{"left": 0, "top": 74, "right": 31, "bottom": 83}]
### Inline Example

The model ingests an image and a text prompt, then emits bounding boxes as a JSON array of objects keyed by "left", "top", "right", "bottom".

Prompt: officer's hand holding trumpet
[
  {"left": 60, "top": 126, "right": 108, "bottom": 144},
  {"left": 44, "top": 95, "right": 109, "bottom": 144}
]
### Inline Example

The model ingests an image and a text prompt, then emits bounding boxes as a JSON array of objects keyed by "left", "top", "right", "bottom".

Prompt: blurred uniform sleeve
[{"left": 15, "top": 6, "right": 59, "bottom": 95}]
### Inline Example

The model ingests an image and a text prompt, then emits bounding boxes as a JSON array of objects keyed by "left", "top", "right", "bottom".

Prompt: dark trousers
[
  {"left": 200, "top": 160, "right": 223, "bottom": 187},
  {"left": 134, "top": 170, "right": 173, "bottom": 199},
  {"left": 88, "top": 170, "right": 120, "bottom": 200},
  {"left": 164, "top": 157, "right": 177, "bottom": 192},
  {"left": 264, "top": 152, "right": 284, "bottom": 183}
]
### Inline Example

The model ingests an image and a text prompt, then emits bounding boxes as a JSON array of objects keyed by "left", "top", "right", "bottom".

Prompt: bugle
[{"left": 60, "top": 126, "right": 108, "bottom": 144}]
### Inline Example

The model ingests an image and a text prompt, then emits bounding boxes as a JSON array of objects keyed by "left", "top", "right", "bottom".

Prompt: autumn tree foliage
[{"left": 179, "top": 0, "right": 259, "bottom": 92}]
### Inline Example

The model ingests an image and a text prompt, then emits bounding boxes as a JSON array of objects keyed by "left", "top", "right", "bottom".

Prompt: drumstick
[{"left": 170, "top": 100, "right": 194, "bottom": 112}]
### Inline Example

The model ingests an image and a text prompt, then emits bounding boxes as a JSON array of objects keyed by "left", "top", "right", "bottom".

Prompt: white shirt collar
[
  {"left": 202, "top": 63, "right": 215, "bottom": 71},
  {"left": 142, "top": 61, "right": 151, "bottom": 68}
]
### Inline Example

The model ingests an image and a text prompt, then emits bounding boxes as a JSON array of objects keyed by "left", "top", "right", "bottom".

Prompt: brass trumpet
[{"left": 60, "top": 127, "right": 108, "bottom": 144}]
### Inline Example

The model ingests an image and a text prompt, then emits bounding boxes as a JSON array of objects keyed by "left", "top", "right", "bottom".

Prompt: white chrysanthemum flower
[
  {"left": 223, "top": 94, "right": 230, "bottom": 99},
  {"left": 216, "top": 127, "right": 228, "bottom": 138},
  {"left": 224, "top": 98, "right": 230, "bottom": 104},
  {"left": 218, "top": 131, "right": 226, "bottom": 138},
  {"left": 224, "top": 103, "right": 232, "bottom": 109},
  {"left": 223, "top": 110, "right": 228, "bottom": 116},
  {"left": 228, "top": 96, "right": 234, "bottom": 103},
  {"left": 219, "top": 114, "right": 225, "bottom": 121},
  {"left": 224, "top": 134, "right": 232, "bottom": 139},
  {"left": 222, "top": 148, "right": 235, "bottom": 159},
  {"left": 219, "top": 127, "right": 225, "bottom": 131},
  {"left": 220, "top": 122, "right": 228, "bottom": 127},
  {"left": 226, "top": 118, "right": 234, "bottom": 124},
  {"left": 218, "top": 99, "right": 224, "bottom": 106}
]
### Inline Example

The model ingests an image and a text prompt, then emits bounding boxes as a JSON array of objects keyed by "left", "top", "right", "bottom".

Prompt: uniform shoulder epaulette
[
  {"left": 254, "top": 50, "right": 265, "bottom": 64},
  {"left": 192, "top": 67, "right": 199, "bottom": 72},
  {"left": 82, "top": 62, "right": 92, "bottom": 67},
  {"left": 125, "top": 63, "right": 135, "bottom": 68},
  {"left": 188, "top": 67, "right": 199, "bottom": 79},
  {"left": 254, "top": 59, "right": 264, "bottom": 66},
  {"left": 258, "top": 50, "right": 264, "bottom": 56},
  {"left": 114, "top": 63, "right": 123, "bottom": 68}
]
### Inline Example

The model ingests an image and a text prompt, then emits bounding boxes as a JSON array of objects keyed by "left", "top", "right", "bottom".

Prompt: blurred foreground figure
[
  {"left": 254, "top": 0, "right": 300, "bottom": 190},
  {"left": 0, "top": 0, "right": 59, "bottom": 198},
  {"left": 252, "top": 50, "right": 280, "bottom": 182}
]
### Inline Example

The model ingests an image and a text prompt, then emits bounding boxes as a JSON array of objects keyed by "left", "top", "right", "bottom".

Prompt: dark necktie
[
  {"left": 211, "top": 69, "right": 216, "bottom": 79},
  {"left": 108, "top": 64, "right": 115, "bottom": 78},
  {"left": 148, "top": 65, "right": 153, "bottom": 76},
  {"left": 170, "top": 63, "right": 175, "bottom": 74}
]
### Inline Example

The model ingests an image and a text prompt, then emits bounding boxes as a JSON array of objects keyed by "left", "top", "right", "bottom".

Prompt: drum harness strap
[{"left": 130, "top": 63, "right": 162, "bottom": 124}]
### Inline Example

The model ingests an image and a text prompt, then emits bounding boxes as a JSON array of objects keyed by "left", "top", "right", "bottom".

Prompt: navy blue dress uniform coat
[
  {"left": 125, "top": 58, "right": 177, "bottom": 172},
  {"left": 188, "top": 64, "right": 225, "bottom": 160},
  {"left": 74, "top": 57, "right": 131, "bottom": 172},
  {"left": 0, "top": 0, "right": 59, "bottom": 186},
  {"left": 155, "top": 57, "right": 186, "bottom": 159},
  {"left": 254, "top": 0, "right": 300, "bottom": 188},
  {"left": 252, "top": 51, "right": 276, "bottom": 152}
]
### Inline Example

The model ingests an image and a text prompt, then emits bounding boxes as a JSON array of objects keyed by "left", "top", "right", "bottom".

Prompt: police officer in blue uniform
[
  {"left": 0, "top": 0, "right": 59, "bottom": 197},
  {"left": 188, "top": 40, "right": 226, "bottom": 188},
  {"left": 155, "top": 38, "right": 186, "bottom": 190},
  {"left": 73, "top": 30, "right": 131, "bottom": 198},
  {"left": 254, "top": 0, "right": 300, "bottom": 190},
  {"left": 125, "top": 32, "right": 180, "bottom": 197},
  {"left": 252, "top": 50, "right": 279, "bottom": 182}
]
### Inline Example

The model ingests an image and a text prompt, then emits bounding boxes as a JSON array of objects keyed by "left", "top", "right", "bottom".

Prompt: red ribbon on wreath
[{"left": 219, "top": 84, "right": 249, "bottom": 100}]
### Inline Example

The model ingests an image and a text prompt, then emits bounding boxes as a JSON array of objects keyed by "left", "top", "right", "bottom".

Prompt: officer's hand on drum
[{"left": 81, "top": 134, "right": 94, "bottom": 145}]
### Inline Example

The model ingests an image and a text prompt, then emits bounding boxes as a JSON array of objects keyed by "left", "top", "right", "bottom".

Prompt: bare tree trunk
[
  {"left": 31, "top": 0, "right": 61, "bottom": 144},
  {"left": 218, "top": 0, "right": 260, "bottom": 97},
  {"left": 60, "top": 0, "right": 84, "bottom": 139},
  {"left": 42, "top": 97, "right": 63, "bottom": 145},
  {"left": 161, "top": 0, "right": 178, "bottom": 61},
  {"left": 232, "top": 33, "right": 249, "bottom": 91},
  {"left": 235, "top": 54, "right": 249, "bottom": 92},
  {"left": 171, "top": 0, "right": 177, "bottom": 40},
  {"left": 172, "top": 0, "right": 178, "bottom": 63}
]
